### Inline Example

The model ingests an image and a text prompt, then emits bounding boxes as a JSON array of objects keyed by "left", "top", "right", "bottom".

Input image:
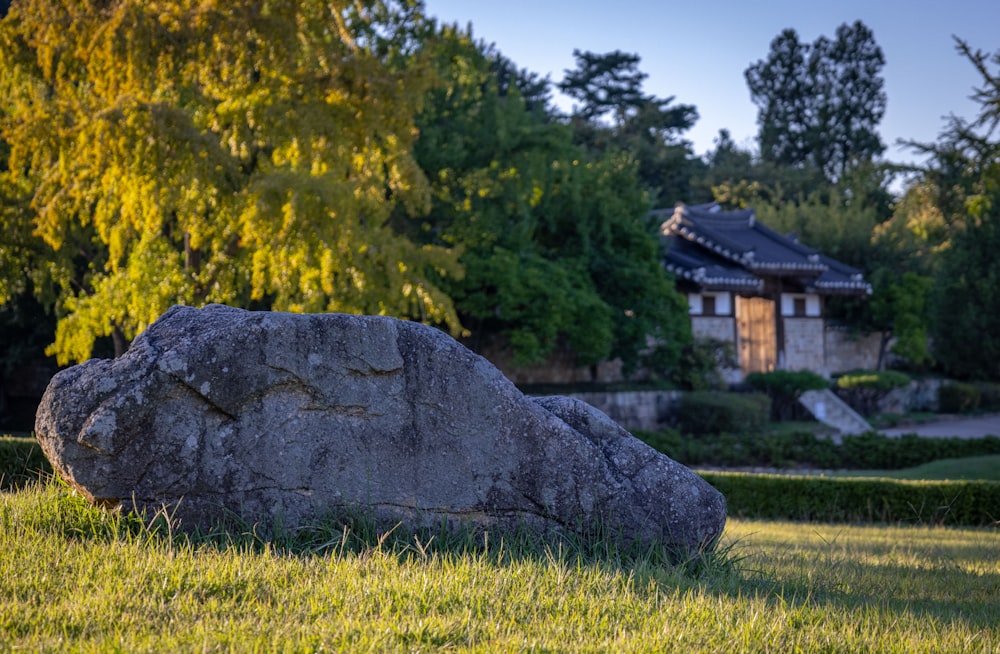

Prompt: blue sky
[{"left": 422, "top": 1, "right": 1000, "bottom": 166}]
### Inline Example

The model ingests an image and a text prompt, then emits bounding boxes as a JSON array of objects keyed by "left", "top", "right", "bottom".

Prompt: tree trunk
[{"left": 112, "top": 325, "right": 129, "bottom": 358}]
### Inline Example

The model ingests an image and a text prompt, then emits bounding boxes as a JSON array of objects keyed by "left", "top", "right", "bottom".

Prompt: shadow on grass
[{"left": 0, "top": 436, "right": 52, "bottom": 492}]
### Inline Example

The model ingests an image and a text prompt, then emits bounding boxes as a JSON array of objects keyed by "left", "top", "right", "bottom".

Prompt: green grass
[
  {"left": 832, "top": 455, "right": 1000, "bottom": 481},
  {"left": 1, "top": 480, "right": 998, "bottom": 652}
]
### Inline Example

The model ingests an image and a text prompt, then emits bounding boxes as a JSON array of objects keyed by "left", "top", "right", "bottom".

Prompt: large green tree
[
  {"left": 924, "top": 40, "right": 1000, "bottom": 379},
  {"left": 745, "top": 21, "right": 886, "bottom": 182},
  {"left": 406, "top": 29, "right": 689, "bottom": 374},
  {"left": 0, "top": 0, "right": 462, "bottom": 364}
]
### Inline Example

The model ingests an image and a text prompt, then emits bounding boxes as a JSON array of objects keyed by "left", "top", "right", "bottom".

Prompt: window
[
  {"left": 702, "top": 295, "right": 717, "bottom": 316},
  {"left": 793, "top": 297, "right": 807, "bottom": 317}
]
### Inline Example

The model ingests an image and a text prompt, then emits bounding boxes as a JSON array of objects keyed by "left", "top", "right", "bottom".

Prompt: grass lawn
[
  {"left": 832, "top": 455, "right": 1000, "bottom": 481},
  {"left": 1, "top": 481, "right": 998, "bottom": 652}
]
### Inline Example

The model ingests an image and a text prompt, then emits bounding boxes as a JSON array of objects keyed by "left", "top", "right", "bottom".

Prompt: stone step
[{"left": 799, "top": 389, "right": 872, "bottom": 435}]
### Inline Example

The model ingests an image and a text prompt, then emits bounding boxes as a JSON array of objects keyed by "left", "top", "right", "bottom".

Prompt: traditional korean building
[{"left": 659, "top": 202, "right": 872, "bottom": 379}]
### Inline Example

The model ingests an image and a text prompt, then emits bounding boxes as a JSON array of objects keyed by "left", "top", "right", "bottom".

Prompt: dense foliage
[
  {"left": 559, "top": 49, "right": 707, "bottom": 207},
  {"left": 0, "top": 0, "right": 463, "bottom": 364},
  {"left": 2, "top": 2, "right": 1000, "bottom": 391},
  {"left": 0, "top": 1, "right": 701, "bottom": 383},
  {"left": 913, "top": 40, "right": 1000, "bottom": 379},
  {"left": 406, "top": 29, "right": 690, "bottom": 371}
]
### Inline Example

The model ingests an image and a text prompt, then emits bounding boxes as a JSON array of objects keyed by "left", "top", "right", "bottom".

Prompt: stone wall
[
  {"left": 782, "top": 317, "right": 825, "bottom": 372},
  {"left": 691, "top": 316, "right": 736, "bottom": 344},
  {"left": 474, "top": 340, "right": 626, "bottom": 385},
  {"left": 878, "top": 378, "right": 946, "bottom": 414},
  {"left": 558, "top": 390, "right": 682, "bottom": 431},
  {"left": 824, "top": 327, "right": 882, "bottom": 375}
]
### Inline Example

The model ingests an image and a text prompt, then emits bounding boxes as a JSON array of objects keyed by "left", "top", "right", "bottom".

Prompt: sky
[{"left": 422, "top": 1, "right": 1000, "bottom": 166}]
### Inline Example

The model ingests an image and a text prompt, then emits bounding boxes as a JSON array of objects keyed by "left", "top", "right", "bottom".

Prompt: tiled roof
[
  {"left": 662, "top": 236, "right": 764, "bottom": 292},
  {"left": 660, "top": 203, "right": 871, "bottom": 295}
]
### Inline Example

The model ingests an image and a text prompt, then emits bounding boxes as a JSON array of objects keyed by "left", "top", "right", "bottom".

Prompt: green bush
[
  {"left": 972, "top": 382, "right": 1000, "bottom": 410},
  {"left": 746, "top": 370, "right": 829, "bottom": 420},
  {"left": 836, "top": 370, "right": 911, "bottom": 391},
  {"left": 670, "top": 337, "right": 738, "bottom": 391},
  {"left": 834, "top": 370, "right": 911, "bottom": 416},
  {"left": 675, "top": 392, "right": 770, "bottom": 436},
  {"left": 938, "top": 382, "right": 981, "bottom": 413},
  {"left": 700, "top": 472, "right": 1000, "bottom": 526}
]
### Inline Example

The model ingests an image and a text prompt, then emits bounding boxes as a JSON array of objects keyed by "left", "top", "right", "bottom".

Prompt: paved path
[{"left": 879, "top": 413, "right": 1000, "bottom": 439}]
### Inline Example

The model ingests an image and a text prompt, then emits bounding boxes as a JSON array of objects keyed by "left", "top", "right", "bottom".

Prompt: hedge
[{"left": 700, "top": 472, "right": 1000, "bottom": 527}]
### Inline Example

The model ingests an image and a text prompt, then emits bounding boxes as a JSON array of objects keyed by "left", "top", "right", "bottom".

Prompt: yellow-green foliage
[{"left": 0, "top": 0, "right": 462, "bottom": 363}]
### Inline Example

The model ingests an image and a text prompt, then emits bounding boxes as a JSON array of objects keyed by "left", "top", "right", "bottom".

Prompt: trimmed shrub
[
  {"left": 700, "top": 472, "right": 1000, "bottom": 526},
  {"left": 746, "top": 370, "right": 829, "bottom": 421},
  {"left": 834, "top": 370, "right": 911, "bottom": 416},
  {"left": 675, "top": 392, "right": 770, "bottom": 436},
  {"left": 938, "top": 382, "right": 981, "bottom": 414},
  {"left": 835, "top": 370, "right": 911, "bottom": 390}
]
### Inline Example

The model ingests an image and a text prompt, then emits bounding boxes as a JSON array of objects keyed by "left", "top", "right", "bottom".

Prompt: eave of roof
[{"left": 811, "top": 254, "right": 873, "bottom": 295}]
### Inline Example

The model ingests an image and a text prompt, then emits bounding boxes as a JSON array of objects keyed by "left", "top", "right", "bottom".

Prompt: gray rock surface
[{"left": 35, "top": 305, "right": 726, "bottom": 552}]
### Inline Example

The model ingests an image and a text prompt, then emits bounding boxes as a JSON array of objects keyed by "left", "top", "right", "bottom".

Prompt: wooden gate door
[{"left": 736, "top": 296, "right": 776, "bottom": 375}]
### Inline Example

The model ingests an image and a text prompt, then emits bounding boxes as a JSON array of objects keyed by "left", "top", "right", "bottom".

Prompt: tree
[
  {"left": 745, "top": 21, "right": 886, "bottom": 181},
  {"left": 559, "top": 49, "right": 649, "bottom": 124},
  {"left": 406, "top": 29, "right": 690, "bottom": 374},
  {"left": 745, "top": 30, "right": 814, "bottom": 169},
  {"left": 0, "top": 0, "right": 462, "bottom": 364},
  {"left": 559, "top": 49, "right": 704, "bottom": 207},
  {"left": 921, "top": 39, "right": 1000, "bottom": 379}
]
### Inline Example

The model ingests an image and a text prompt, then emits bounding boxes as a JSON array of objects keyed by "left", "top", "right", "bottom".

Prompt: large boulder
[{"left": 35, "top": 305, "right": 725, "bottom": 552}]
